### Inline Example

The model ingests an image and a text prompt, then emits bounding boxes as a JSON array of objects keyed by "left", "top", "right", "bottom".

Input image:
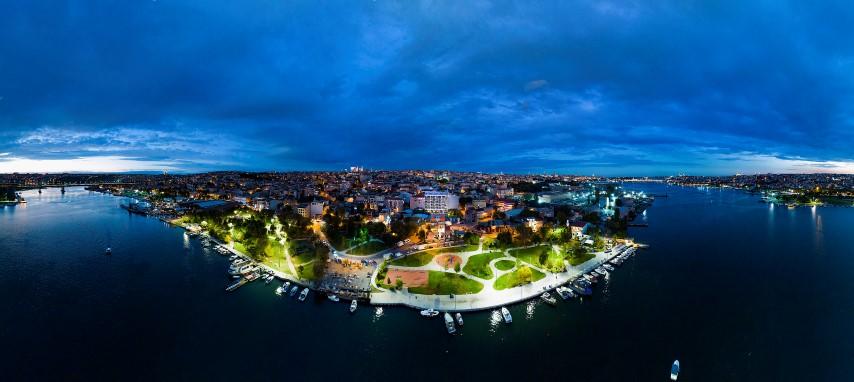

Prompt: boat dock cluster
[{"left": 415, "top": 244, "right": 640, "bottom": 335}]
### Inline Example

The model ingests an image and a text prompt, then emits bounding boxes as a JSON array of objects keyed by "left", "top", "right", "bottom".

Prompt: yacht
[
  {"left": 327, "top": 294, "right": 340, "bottom": 302},
  {"left": 289, "top": 285, "right": 299, "bottom": 296},
  {"left": 420, "top": 308, "right": 440, "bottom": 318},
  {"left": 555, "top": 287, "right": 571, "bottom": 300},
  {"left": 349, "top": 300, "right": 358, "bottom": 313},
  {"left": 501, "top": 307, "right": 512, "bottom": 323},
  {"left": 603, "top": 264, "right": 615, "bottom": 272},
  {"left": 105, "top": 247, "right": 112, "bottom": 255},
  {"left": 298, "top": 288, "right": 309, "bottom": 301},
  {"left": 540, "top": 292, "right": 557, "bottom": 305},
  {"left": 283, "top": 281, "right": 291, "bottom": 290},
  {"left": 455, "top": 312, "right": 464, "bottom": 326},
  {"left": 670, "top": 360, "right": 680, "bottom": 380},
  {"left": 444, "top": 313, "right": 457, "bottom": 334}
]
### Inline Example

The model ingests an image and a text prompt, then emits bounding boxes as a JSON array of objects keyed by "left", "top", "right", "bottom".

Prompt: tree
[
  {"left": 518, "top": 266, "right": 533, "bottom": 284},
  {"left": 463, "top": 232, "right": 480, "bottom": 246},
  {"left": 417, "top": 230, "right": 427, "bottom": 242},
  {"left": 496, "top": 231, "right": 513, "bottom": 248},
  {"left": 454, "top": 262, "right": 461, "bottom": 272},
  {"left": 395, "top": 278, "right": 404, "bottom": 290}
]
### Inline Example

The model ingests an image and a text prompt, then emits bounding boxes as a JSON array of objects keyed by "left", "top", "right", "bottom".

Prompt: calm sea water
[{"left": 1, "top": 185, "right": 852, "bottom": 381}]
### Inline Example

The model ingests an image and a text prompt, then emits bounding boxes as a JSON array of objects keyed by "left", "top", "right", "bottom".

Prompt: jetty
[{"left": 225, "top": 278, "right": 249, "bottom": 292}]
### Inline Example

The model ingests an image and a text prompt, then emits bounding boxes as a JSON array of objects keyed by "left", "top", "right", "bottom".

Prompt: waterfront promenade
[{"left": 370, "top": 249, "right": 625, "bottom": 312}]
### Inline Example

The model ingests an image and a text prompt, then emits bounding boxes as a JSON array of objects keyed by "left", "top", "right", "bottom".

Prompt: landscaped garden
[
  {"left": 508, "top": 245, "right": 566, "bottom": 272},
  {"left": 389, "top": 244, "right": 479, "bottom": 267},
  {"left": 462, "top": 251, "right": 505, "bottom": 279},
  {"left": 494, "top": 265, "right": 545, "bottom": 290},
  {"left": 407, "top": 271, "right": 484, "bottom": 295},
  {"left": 494, "top": 259, "right": 516, "bottom": 271}
]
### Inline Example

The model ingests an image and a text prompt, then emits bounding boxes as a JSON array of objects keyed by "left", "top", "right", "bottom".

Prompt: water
[{"left": 1, "top": 185, "right": 852, "bottom": 381}]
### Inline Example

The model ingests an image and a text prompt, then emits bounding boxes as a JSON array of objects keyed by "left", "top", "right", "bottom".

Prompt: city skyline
[{"left": 2, "top": 1, "right": 854, "bottom": 175}]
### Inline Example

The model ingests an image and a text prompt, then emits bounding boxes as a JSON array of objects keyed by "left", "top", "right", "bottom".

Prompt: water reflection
[
  {"left": 372, "top": 307, "right": 384, "bottom": 323},
  {"left": 525, "top": 300, "right": 536, "bottom": 320},
  {"left": 488, "top": 310, "right": 502, "bottom": 332}
]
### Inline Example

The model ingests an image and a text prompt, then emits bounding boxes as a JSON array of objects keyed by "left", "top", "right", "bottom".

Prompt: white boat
[
  {"left": 501, "top": 307, "right": 512, "bottom": 323},
  {"left": 350, "top": 300, "right": 358, "bottom": 313},
  {"left": 420, "top": 308, "right": 440, "bottom": 317},
  {"left": 283, "top": 281, "right": 291, "bottom": 290},
  {"left": 275, "top": 286, "right": 283, "bottom": 295},
  {"left": 105, "top": 247, "right": 112, "bottom": 255},
  {"left": 289, "top": 286, "right": 299, "bottom": 296},
  {"left": 540, "top": 292, "right": 557, "bottom": 305},
  {"left": 555, "top": 287, "right": 571, "bottom": 300},
  {"left": 327, "top": 294, "right": 340, "bottom": 302},
  {"left": 444, "top": 312, "right": 457, "bottom": 334},
  {"left": 298, "top": 288, "right": 309, "bottom": 301},
  {"left": 455, "top": 312, "right": 464, "bottom": 326},
  {"left": 670, "top": 360, "right": 680, "bottom": 380}
]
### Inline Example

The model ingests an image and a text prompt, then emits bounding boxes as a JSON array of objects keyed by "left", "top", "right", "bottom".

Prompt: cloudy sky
[{"left": 2, "top": 0, "right": 854, "bottom": 175}]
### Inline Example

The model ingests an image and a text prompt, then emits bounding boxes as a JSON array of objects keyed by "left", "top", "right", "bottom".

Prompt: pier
[{"left": 225, "top": 278, "right": 249, "bottom": 292}]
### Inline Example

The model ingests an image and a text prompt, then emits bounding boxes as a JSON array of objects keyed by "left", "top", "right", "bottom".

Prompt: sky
[{"left": 2, "top": 0, "right": 854, "bottom": 176}]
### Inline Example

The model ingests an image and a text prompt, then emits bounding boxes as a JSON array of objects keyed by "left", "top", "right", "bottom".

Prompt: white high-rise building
[{"left": 424, "top": 191, "right": 457, "bottom": 214}]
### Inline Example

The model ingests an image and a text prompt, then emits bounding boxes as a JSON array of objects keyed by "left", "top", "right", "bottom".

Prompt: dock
[{"left": 225, "top": 278, "right": 249, "bottom": 292}]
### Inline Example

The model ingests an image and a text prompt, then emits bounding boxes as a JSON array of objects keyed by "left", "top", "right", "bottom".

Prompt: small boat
[
  {"left": 327, "top": 294, "right": 340, "bottom": 302},
  {"left": 555, "top": 287, "right": 571, "bottom": 300},
  {"left": 501, "top": 307, "right": 512, "bottom": 323},
  {"left": 283, "top": 281, "right": 291, "bottom": 290},
  {"left": 264, "top": 275, "right": 273, "bottom": 285},
  {"left": 444, "top": 312, "right": 456, "bottom": 334},
  {"left": 105, "top": 247, "right": 112, "bottom": 255},
  {"left": 455, "top": 312, "right": 464, "bottom": 326},
  {"left": 420, "top": 308, "right": 440, "bottom": 318},
  {"left": 298, "top": 288, "right": 309, "bottom": 301},
  {"left": 232, "top": 275, "right": 241, "bottom": 279},
  {"left": 540, "top": 292, "right": 557, "bottom": 305},
  {"left": 670, "top": 360, "right": 680, "bottom": 380},
  {"left": 289, "top": 286, "right": 299, "bottom": 296},
  {"left": 275, "top": 286, "right": 283, "bottom": 295},
  {"left": 350, "top": 300, "right": 358, "bottom": 313},
  {"left": 603, "top": 264, "right": 615, "bottom": 272}
]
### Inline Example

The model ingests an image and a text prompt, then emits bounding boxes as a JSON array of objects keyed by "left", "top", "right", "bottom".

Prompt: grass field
[
  {"left": 509, "top": 245, "right": 566, "bottom": 272},
  {"left": 390, "top": 244, "right": 479, "bottom": 267},
  {"left": 567, "top": 251, "right": 595, "bottom": 266},
  {"left": 348, "top": 240, "right": 389, "bottom": 255},
  {"left": 494, "top": 259, "right": 516, "bottom": 271},
  {"left": 408, "top": 271, "right": 484, "bottom": 295},
  {"left": 494, "top": 265, "right": 545, "bottom": 290},
  {"left": 462, "top": 251, "right": 505, "bottom": 279}
]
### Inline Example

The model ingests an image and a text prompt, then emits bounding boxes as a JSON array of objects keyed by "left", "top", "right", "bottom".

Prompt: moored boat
[
  {"left": 298, "top": 288, "right": 309, "bottom": 301},
  {"left": 444, "top": 312, "right": 456, "bottom": 334},
  {"left": 420, "top": 308, "right": 439, "bottom": 317},
  {"left": 327, "top": 294, "right": 340, "bottom": 302},
  {"left": 350, "top": 300, "right": 358, "bottom": 313},
  {"left": 540, "top": 292, "right": 557, "bottom": 305},
  {"left": 289, "top": 285, "right": 299, "bottom": 296},
  {"left": 501, "top": 307, "right": 512, "bottom": 323},
  {"left": 455, "top": 312, "right": 464, "bottom": 326}
]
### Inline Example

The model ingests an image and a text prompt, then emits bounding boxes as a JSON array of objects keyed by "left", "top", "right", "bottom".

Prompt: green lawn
[
  {"left": 296, "top": 262, "right": 318, "bottom": 280},
  {"left": 494, "top": 266, "right": 545, "bottom": 290},
  {"left": 390, "top": 244, "right": 479, "bottom": 267},
  {"left": 462, "top": 251, "right": 505, "bottom": 279},
  {"left": 408, "top": 271, "right": 484, "bottom": 295},
  {"left": 348, "top": 240, "right": 389, "bottom": 256},
  {"left": 508, "top": 245, "right": 566, "bottom": 272},
  {"left": 494, "top": 259, "right": 516, "bottom": 271},
  {"left": 567, "top": 251, "right": 595, "bottom": 266}
]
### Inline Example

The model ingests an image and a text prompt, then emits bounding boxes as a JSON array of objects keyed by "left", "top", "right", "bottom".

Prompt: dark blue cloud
[{"left": 1, "top": 0, "right": 854, "bottom": 175}]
